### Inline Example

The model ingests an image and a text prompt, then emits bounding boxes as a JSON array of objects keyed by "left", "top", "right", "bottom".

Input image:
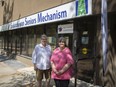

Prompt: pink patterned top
[{"left": 51, "top": 47, "right": 74, "bottom": 80}]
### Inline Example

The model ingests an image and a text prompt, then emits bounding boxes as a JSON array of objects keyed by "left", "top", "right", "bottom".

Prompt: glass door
[{"left": 75, "top": 19, "right": 96, "bottom": 83}]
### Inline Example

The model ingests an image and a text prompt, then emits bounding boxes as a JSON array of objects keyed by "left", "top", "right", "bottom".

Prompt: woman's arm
[
  {"left": 51, "top": 61, "right": 58, "bottom": 74},
  {"left": 58, "top": 48, "right": 74, "bottom": 75},
  {"left": 58, "top": 63, "right": 71, "bottom": 75}
]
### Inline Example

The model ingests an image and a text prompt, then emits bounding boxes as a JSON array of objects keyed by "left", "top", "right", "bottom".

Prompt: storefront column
[
  {"left": 7, "top": 31, "right": 9, "bottom": 55},
  {"left": 34, "top": 29, "right": 37, "bottom": 46},
  {"left": 20, "top": 30, "right": 22, "bottom": 54},
  {"left": 15, "top": 31, "right": 17, "bottom": 54},
  {"left": 26, "top": 29, "right": 29, "bottom": 56},
  {"left": 10, "top": 31, "right": 13, "bottom": 53},
  {"left": 3, "top": 32, "right": 6, "bottom": 50}
]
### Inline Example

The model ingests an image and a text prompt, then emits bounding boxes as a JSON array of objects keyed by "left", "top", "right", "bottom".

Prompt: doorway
[{"left": 75, "top": 17, "right": 96, "bottom": 83}]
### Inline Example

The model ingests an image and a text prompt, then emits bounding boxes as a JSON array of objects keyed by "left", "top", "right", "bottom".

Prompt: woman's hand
[
  {"left": 51, "top": 61, "right": 59, "bottom": 74},
  {"left": 57, "top": 69, "right": 64, "bottom": 75},
  {"left": 52, "top": 68, "right": 59, "bottom": 74},
  {"left": 57, "top": 63, "right": 72, "bottom": 75}
]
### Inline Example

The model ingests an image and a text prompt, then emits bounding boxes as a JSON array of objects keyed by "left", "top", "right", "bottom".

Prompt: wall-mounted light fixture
[{"left": 0, "top": 0, "right": 4, "bottom": 6}]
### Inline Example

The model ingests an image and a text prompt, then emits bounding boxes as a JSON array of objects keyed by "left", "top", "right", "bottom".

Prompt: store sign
[
  {"left": 75, "top": 0, "right": 92, "bottom": 16},
  {"left": 58, "top": 24, "right": 73, "bottom": 34},
  {"left": 38, "top": 10, "right": 67, "bottom": 23},
  {"left": 37, "top": 1, "right": 75, "bottom": 24},
  {"left": 0, "top": 1, "right": 75, "bottom": 31},
  {"left": 9, "top": 15, "right": 38, "bottom": 30},
  {"left": 82, "top": 48, "right": 88, "bottom": 54},
  {"left": 0, "top": 0, "right": 92, "bottom": 32}
]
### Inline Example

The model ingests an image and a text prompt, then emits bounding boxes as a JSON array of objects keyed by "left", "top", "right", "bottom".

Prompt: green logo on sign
[{"left": 78, "top": 0, "right": 86, "bottom": 16}]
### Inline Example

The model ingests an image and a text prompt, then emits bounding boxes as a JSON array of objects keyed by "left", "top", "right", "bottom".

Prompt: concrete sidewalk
[
  {"left": 0, "top": 55, "right": 100, "bottom": 87},
  {"left": 0, "top": 55, "right": 30, "bottom": 83},
  {"left": 0, "top": 62, "right": 16, "bottom": 78}
]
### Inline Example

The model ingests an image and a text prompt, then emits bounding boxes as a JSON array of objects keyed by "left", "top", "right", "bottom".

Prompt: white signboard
[
  {"left": 0, "top": 1, "right": 75, "bottom": 31},
  {"left": 0, "top": 0, "right": 92, "bottom": 32},
  {"left": 58, "top": 24, "right": 73, "bottom": 34}
]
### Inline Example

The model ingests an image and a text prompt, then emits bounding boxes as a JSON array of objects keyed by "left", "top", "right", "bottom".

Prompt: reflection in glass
[{"left": 81, "top": 37, "right": 89, "bottom": 44}]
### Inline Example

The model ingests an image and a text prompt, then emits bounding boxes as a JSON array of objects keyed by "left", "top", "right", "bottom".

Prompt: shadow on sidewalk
[{"left": 0, "top": 53, "right": 16, "bottom": 62}]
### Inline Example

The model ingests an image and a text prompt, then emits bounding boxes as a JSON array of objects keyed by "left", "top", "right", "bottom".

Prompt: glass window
[
  {"left": 46, "top": 24, "right": 56, "bottom": 51},
  {"left": 0, "top": 33, "right": 4, "bottom": 49},
  {"left": 21, "top": 29, "right": 27, "bottom": 55},
  {"left": 16, "top": 30, "right": 21, "bottom": 54},
  {"left": 28, "top": 27, "right": 35, "bottom": 57},
  {"left": 21, "top": 25, "right": 44, "bottom": 57},
  {"left": 12, "top": 31, "right": 16, "bottom": 53},
  {"left": 81, "top": 31, "right": 89, "bottom": 44},
  {"left": 81, "top": 36, "right": 89, "bottom": 44},
  {"left": 36, "top": 25, "right": 44, "bottom": 44}
]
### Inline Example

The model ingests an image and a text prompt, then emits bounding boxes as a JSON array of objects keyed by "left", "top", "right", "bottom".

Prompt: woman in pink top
[{"left": 51, "top": 37, "right": 74, "bottom": 87}]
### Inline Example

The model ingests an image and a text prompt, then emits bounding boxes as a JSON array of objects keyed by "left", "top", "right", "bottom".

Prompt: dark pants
[{"left": 54, "top": 79, "right": 69, "bottom": 87}]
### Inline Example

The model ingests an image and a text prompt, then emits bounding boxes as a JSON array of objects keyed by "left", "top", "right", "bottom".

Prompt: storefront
[
  {"left": 0, "top": 0, "right": 116, "bottom": 87},
  {"left": 0, "top": 0, "right": 92, "bottom": 56},
  {"left": 0, "top": 0, "right": 96, "bottom": 84},
  {"left": 0, "top": 0, "right": 97, "bottom": 84},
  {"left": 0, "top": 0, "right": 116, "bottom": 86}
]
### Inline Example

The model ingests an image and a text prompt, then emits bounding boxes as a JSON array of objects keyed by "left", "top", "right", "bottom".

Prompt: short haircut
[
  {"left": 58, "top": 37, "right": 66, "bottom": 44},
  {"left": 41, "top": 34, "right": 47, "bottom": 39}
]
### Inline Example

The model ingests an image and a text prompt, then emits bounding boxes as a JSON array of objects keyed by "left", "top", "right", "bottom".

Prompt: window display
[{"left": 46, "top": 24, "right": 57, "bottom": 51}]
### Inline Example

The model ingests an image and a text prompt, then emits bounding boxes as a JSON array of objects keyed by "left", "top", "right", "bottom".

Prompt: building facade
[{"left": 0, "top": 0, "right": 116, "bottom": 87}]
